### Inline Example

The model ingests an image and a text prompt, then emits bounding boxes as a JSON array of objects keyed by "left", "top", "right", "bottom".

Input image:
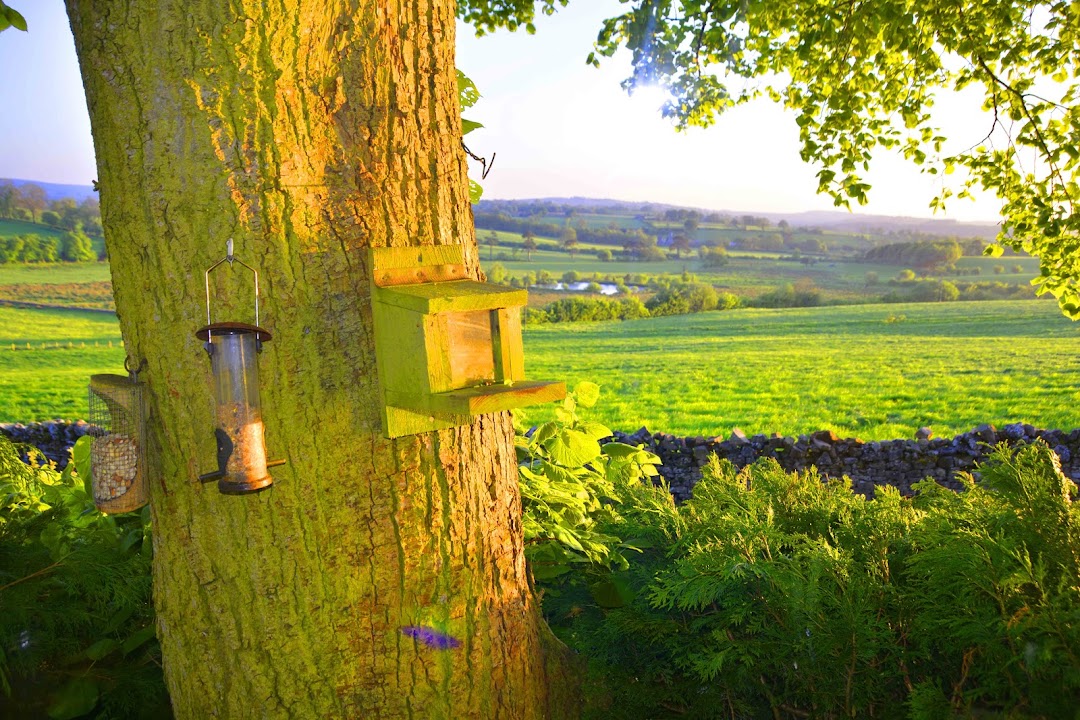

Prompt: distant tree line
[
  {"left": 0, "top": 230, "right": 97, "bottom": 264},
  {"left": 863, "top": 239, "right": 964, "bottom": 270},
  {"left": 0, "top": 181, "right": 102, "bottom": 236},
  {"left": 474, "top": 211, "right": 650, "bottom": 247}
]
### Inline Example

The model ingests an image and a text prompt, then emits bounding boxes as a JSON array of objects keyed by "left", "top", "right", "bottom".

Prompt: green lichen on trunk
[{"left": 64, "top": 1, "right": 578, "bottom": 716}]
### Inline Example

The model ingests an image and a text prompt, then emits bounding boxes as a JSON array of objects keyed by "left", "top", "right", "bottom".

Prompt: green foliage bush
[
  {"left": 525, "top": 296, "right": 650, "bottom": 324},
  {"left": 646, "top": 282, "right": 719, "bottom": 316},
  {"left": 0, "top": 235, "right": 59, "bottom": 264},
  {"left": 0, "top": 436, "right": 167, "bottom": 719},
  {"left": 517, "top": 382, "right": 662, "bottom": 580},
  {"left": 752, "top": 281, "right": 823, "bottom": 308},
  {"left": 865, "top": 240, "right": 964, "bottom": 270},
  {"left": 523, "top": 398, "right": 1080, "bottom": 718}
]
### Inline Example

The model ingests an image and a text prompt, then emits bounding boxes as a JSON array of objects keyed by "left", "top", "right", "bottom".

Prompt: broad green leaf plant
[
  {"left": 517, "top": 382, "right": 661, "bottom": 581},
  {"left": 461, "top": 1, "right": 1080, "bottom": 318},
  {"left": 0, "top": 436, "right": 165, "bottom": 719}
]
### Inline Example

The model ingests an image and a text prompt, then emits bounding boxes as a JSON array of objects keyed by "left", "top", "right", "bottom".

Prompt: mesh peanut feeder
[
  {"left": 88, "top": 364, "right": 149, "bottom": 513},
  {"left": 197, "top": 240, "right": 284, "bottom": 494}
]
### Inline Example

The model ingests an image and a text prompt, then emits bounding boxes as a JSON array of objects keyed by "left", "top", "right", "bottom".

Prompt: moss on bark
[{"left": 65, "top": 1, "right": 578, "bottom": 716}]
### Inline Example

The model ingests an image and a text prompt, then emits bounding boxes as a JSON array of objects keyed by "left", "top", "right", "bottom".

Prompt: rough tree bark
[{"left": 65, "top": 1, "right": 576, "bottom": 717}]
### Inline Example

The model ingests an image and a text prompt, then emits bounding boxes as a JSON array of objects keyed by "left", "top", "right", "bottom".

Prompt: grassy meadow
[
  {"left": 0, "top": 305, "right": 125, "bottom": 422},
  {"left": 0, "top": 205, "right": 1073, "bottom": 440},
  {"left": 522, "top": 299, "right": 1080, "bottom": 440},
  {"left": 5, "top": 298, "right": 1074, "bottom": 443}
]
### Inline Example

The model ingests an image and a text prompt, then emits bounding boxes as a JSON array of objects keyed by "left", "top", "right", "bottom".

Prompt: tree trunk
[{"left": 64, "top": 2, "right": 576, "bottom": 717}]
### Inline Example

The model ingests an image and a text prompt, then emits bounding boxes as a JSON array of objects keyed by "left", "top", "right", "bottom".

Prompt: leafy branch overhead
[
  {"left": 0, "top": 2, "right": 26, "bottom": 33},
  {"left": 460, "top": 1, "right": 1080, "bottom": 319},
  {"left": 457, "top": 70, "right": 488, "bottom": 203}
]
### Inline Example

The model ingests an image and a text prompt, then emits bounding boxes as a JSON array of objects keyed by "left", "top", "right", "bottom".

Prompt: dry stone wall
[
  {"left": 613, "top": 423, "right": 1080, "bottom": 502},
  {"left": 6, "top": 421, "right": 1080, "bottom": 504},
  {"left": 1, "top": 421, "right": 92, "bottom": 468}
]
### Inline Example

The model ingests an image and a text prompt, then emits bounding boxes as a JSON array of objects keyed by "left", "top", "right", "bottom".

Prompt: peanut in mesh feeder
[
  {"left": 197, "top": 240, "right": 285, "bottom": 494},
  {"left": 88, "top": 356, "right": 150, "bottom": 513}
]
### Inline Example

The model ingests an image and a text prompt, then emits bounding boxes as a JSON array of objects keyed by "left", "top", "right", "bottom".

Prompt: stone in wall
[
  {"left": 611, "top": 422, "right": 1080, "bottom": 503},
  {"left": 0, "top": 421, "right": 92, "bottom": 468}
]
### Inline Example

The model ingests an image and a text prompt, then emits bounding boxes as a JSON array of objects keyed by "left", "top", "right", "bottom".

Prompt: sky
[{"left": 0, "top": 1, "right": 1003, "bottom": 222}]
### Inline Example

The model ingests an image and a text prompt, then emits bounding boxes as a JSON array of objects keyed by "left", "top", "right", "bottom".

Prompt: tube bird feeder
[{"left": 197, "top": 240, "right": 284, "bottom": 493}]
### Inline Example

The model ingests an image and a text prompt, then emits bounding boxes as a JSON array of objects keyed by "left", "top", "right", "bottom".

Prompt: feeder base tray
[{"left": 217, "top": 474, "right": 274, "bottom": 495}]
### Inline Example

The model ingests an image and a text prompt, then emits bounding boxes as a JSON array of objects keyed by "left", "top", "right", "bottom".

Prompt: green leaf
[
  {"left": 577, "top": 422, "right": 613, "bottom": 441},
  {"left": 461, "top": 118, "right": 483, "bottom": 135},
  {"left": 6, "top": 7, "right": 26, "bottom": 32},
  {"left": 530, "top": 422, "right": 558, "bottom": 448},
  {"left": 589, "top": 576, "right": 636, "bottom": 608},
  {"left": 531, "top": 562, "right": 572, "bottom": 580},
  {"left": 84, "top": 639, "right": 119, "bottom": 661},
  {"left": 47, "top": 678, "right": 99, "bottom": 720},
  {"left": 103, "top": 606, "right": 137, "bottom": 635},
  {"left": 468, "top": 179, "right": 483, "bottom": 204},
  {"left": 573, "top": 381, "right": 601, "bottom": 408},
  {"left": 73, "top": 436, "right": 93, "bottom": 496},
  {"left": 40, "top": 522, "right": 66, "bottom": 558},
  {"left": 545, "top": 429, "right": 600, "bottom": 468},
  {"left": 121, "top": 528, "right": 143, "bottom": 553},
  {"left": 456, "top": 69, "right": 481, "bottom": 109},
  {"left": 983, "top": 243, "right": 1005, "bottom": 258},
  {"left": 121, "top": 624, "right": 156, "bottom": 655},
  {"left": 601, "top": 442, "right": 645, "bottom": 458}
]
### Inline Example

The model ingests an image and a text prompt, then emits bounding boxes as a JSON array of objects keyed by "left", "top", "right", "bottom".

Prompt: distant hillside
[
  {"left": 479, "top": 197, "right": 1000, "bottom": 240},
  {"left": 2, "top": 178, "right": 97, "bottom": 203}
]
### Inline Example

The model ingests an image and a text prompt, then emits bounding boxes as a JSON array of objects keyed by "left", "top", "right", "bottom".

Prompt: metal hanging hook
[{"left": 204, "top": 239, "right": 261, "bottom": 334}]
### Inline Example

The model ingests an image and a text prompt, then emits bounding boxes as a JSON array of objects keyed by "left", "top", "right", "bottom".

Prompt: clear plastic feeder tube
[{"left": 197, "top": 323, "right": 273, "bottom": 493}]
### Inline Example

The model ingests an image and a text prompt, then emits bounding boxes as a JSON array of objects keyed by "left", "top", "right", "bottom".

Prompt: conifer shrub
[
  {"left": 527, "top": 417, "right": 1080, "bottom": 719},
  {"left": 0, "top": 436, "right": 166, "bottom": 719}
]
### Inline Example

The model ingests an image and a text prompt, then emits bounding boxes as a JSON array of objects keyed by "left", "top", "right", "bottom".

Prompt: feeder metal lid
[{"left": 195, "top": 322, "right": 273, "bottom": 341}]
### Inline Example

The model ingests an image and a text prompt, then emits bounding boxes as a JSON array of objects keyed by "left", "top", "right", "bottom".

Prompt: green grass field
[
  {"left": 2, "top": 300, "right": 1077, "bottom": 437},
  {"left": 0, "top": 218, "right": 67, "bottom": 241},
  {"left": 0, "top": 306, "right": 125, "bottom": 421},
  {"left": 522, "top": 299, "right": 1080, "bottom": 440},
  {"left": 0, "top": 261, "right": 112, "bottom": 285}
]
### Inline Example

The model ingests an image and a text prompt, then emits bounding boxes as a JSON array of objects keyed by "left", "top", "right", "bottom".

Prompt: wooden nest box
[{"left": 370, "top": 246, "right": 566, "bottom": 438}]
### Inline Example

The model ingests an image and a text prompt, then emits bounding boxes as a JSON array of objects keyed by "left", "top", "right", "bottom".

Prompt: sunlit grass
[
  {"left": 521, "top": 299, "right": 1080, "bottom": 440},
  {"left": 0, "top": 306, "right": 125, "bottom": 421}
]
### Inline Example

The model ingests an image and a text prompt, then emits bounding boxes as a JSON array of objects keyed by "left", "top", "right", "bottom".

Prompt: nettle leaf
[
  {"left": 456, "top": 69, "right": 481, "bottom": 109},
  {"left": 578, "top": 421, "right": 613, "bottom": 441},
  {"left": 530, "top": 562, "right": 572, "bottom": 580},
  {"left": 47, "top": 678, "right": 99, "bottom": 720},
  {"left": 121, "top": 624, "right": 156, "bottom": 655},
  {"left": 530, "top": 422, "right": 558, "bottom": 448},
  {"left": 574, "top": 381, "right": 601, "bottom": 408},
  {"left": 589, "top": 575, "right": 636, "bottom": 608},
  {"left": 84, "top": 638, "right": 119, "bottom": 661},
  {"left": 601, "top": 442, "right": 646, "bottom": 458},
  {"left": 545, "top": 429, "right": 600, "bottom": 468},
  {"left": 73, "top": 435, "right": 93, "bottom": 496}
]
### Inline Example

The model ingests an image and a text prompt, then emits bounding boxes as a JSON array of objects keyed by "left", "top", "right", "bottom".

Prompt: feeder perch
[
  {"left": 197, "top": 240, "right": 285, "bottom": 494},
  {"left": 369, "top": 245, "right": 566, "bottom": 438},
  {"left": 88, "top": 360, "right": 149, "bottom": 513}
]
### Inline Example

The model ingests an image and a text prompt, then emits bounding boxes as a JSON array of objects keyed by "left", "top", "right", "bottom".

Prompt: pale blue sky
[{"left": 0, "top": 1, "right": 1002, "bottom": 221}]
